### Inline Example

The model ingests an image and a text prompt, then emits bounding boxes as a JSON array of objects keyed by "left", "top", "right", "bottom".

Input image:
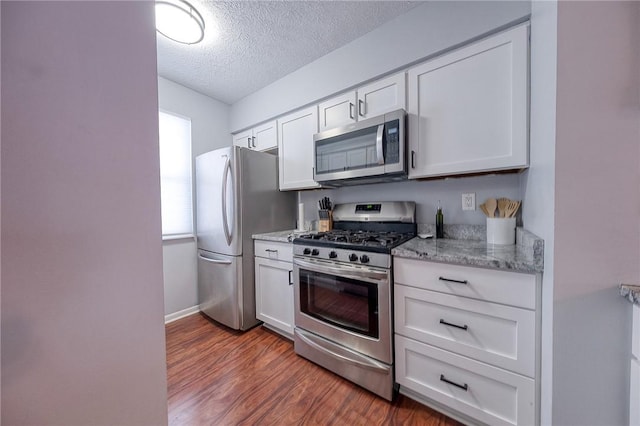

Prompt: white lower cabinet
[
  {"left": 255, "top": 241, "right": 294, "bottom": 338},
  {"left": 394, "top": 257, "right": 540, "bottom": 425},
  {"left": 631, "top": 304, "right": 640, "bottom": 426}
]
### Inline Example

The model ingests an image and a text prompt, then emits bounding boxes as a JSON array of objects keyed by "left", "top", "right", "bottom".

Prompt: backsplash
[{"left": 298, "top": 173, "right": 522, "bottom": 227}]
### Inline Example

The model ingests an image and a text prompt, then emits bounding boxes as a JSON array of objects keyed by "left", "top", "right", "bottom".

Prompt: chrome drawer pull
[
  {"left": 265, "top": 249, "right": 278, "bottom": 253},
  {"left": 438, "top": 276, "right": 468, "bottom": 285},
  {"left": 439, "top": 319, "right": 468, "bottom": 331},
  {"left": 440, "top": 374, "right": 468, "bottom": 391}
]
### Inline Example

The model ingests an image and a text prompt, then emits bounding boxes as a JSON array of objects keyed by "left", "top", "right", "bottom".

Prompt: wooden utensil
[
  {"left": 485, "top": 198, "right": 497, "bottom": 218},
  {"left": 479, "top": 203, "right": 489, "bottom": 217},
  {"left": 497, "top": 198, "right": 510, "bottom": 218},
  {"left": 505, "top": 200, "right": 520, "bottom": 218}
]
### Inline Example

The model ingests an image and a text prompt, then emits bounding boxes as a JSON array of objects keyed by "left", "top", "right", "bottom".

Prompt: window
[{"left": 158, "top": 110, "right": 193, "bottom": 237}]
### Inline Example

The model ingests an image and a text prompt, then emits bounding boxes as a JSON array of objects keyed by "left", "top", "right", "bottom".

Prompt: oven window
[{"left": 299, "top": 268, "right": 379, "bottom": 339}]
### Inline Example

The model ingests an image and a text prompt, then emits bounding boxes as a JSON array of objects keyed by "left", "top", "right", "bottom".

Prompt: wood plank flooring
[{"left": 166, "top": 313, "right": 461, "bottom": 425}]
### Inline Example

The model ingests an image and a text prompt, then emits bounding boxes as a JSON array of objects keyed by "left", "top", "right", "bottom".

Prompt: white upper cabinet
[
  {"left": 318, "top": 73, "right": 406, "bottom": 131},
  {"left": 232, "top": 129, "right": 254, "bottom": 149},
  {"left": 318, "top": 92, "right": 357, "bottom": 131},
  {"left": 277, "top": 106, "right": 320, "bottom": 191},
  {"left": 408, "top": 24, "right": 529, "bottom": 179},
  {"left": 357, "top": 73, "right": 406, "bottom": 120},
  {"left": 232, "top": 120, "right": 277, "bottom": 152},
  {"left": 252, "top": 121, "right": 277, "bottom": 151}
]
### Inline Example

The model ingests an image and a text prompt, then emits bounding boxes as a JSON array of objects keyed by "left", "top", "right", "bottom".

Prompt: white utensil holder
[{"left": 486, "top": 217, "right": 516, "bottom": 245}]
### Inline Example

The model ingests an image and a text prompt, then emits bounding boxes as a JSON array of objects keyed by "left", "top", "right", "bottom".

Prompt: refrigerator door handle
[
  {"left": 198, "top": 253, "right": 232, "bottom": 265},
  {"left": 221, "top": 155, "right": 232, "bottom": 246}
]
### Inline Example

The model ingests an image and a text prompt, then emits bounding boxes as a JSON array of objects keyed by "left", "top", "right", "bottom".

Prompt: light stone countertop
[
  {"left": 620, "top": 284, "right": 640, "bottom": 305},
  {"left": 254, "top": 227, "right": 544, "bottom": 273},
  {"left": 392, "top": 228, "right": 544, "bottom": 273},
  {"left": 252, "top": 229, "right": 307, "bottom": 243}
]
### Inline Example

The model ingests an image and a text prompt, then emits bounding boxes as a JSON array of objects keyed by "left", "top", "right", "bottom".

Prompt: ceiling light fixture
[{"left": 155, "top": 0, "right": 205, "bottom": 45}]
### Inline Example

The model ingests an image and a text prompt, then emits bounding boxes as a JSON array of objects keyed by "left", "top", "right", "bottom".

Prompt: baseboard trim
[{"left": 165, "top": 305, "right": 200, "bottom": 324}]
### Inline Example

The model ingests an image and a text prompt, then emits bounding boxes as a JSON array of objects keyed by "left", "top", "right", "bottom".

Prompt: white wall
[
  {"left": 522, "top": 1, "right": 558, "bottom": 423},
  {"left": 1, "top": 2, "right": 167, "bottom": 425},
  {"left": 230, "top": 1, "right": 531, "bottom": 132},
  {"left": 157, "top": 77, "right": 231, "bottom": 318},
  {"left": 552, "top": 2, "right": 640, "bottom": 424}
]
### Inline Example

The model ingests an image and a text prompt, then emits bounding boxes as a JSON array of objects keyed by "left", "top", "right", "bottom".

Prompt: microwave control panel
[{"left": 385, "top": 120, "right": 400, "bottom": 164}]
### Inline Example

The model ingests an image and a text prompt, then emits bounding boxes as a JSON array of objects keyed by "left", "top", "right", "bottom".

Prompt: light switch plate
[{"left": 462, "top": 193, "right": 475, "bottom": 211}]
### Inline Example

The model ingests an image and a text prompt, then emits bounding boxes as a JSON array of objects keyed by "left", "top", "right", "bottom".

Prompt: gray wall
[
  {"left": 1, "top": 2, "right": 168, "bottom": 424},
  {"left": 552, "top": 2, "right": 640, "bottom": 425},
  {"left": 157, "top": 77, "right": 231, "bottom": 318},
  {"left": 298, "top": 174, "right": 522, "bottom": 228},
  {"left": 522, "top": 2, "right": 558, "bottom": 423},
  {"left": 230, "top": 1, "right": 531, "bottom": 132}
]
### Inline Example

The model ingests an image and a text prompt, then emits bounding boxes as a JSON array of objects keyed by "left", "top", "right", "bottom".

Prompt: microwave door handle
[{"left": 376, "top": 124, "right": 384, "bottom": 165}]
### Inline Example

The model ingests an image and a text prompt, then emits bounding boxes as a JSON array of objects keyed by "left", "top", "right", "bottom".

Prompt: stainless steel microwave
[{"left": 313, "top": 109, "right": 406, "bottom": 186}]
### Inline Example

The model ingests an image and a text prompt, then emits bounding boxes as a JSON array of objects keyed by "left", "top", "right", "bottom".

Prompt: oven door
[{"left": 293, "top": 256, "right": 392, "bottom": 364}]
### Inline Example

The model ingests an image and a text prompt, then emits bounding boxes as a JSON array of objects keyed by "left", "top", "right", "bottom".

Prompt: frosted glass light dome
[{"left": 155, "top": 0, "right": 205, "bottom": 45}]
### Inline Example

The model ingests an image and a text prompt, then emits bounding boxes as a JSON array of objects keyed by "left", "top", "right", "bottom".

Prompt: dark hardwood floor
[{"left": 166, "top": 313, "right": 461, "bottom": 425}]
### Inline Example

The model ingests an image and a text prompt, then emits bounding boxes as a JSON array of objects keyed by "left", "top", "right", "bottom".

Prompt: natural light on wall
[
  {"left": 155, "top": 0, "right": 205, "bottom": 45},
  {"left": 159, "top": 111, "right": 193, "bottom": 237}
]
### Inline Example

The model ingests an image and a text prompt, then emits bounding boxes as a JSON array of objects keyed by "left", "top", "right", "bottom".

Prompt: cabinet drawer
[
  {"left": 395, "top": 285, "right": 535, "bottom": 377},
  {"left": 394, "top": 257, "right": 536, "bottom": 309},
  {"left": 395, "top": 335, "right": 535, "bottom": 426},
  {"left": 255, "top": 240, "right": 293, "bottom": 262}
]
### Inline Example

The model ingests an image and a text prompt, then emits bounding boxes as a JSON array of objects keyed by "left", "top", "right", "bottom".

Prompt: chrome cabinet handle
[
  {"left": 252, "top": 136, "right": 256, "bottom": 148},
  {"left": 288, "top": 270, "right": 293, "bottom": 285},
  {"left": 247, "top": 137, "right": 251, "bottom": 148},
  {"left": 376, "top": 124, "right": 384, "bottom": 165},
  {"left": 349, "top": 102, "right": 354, "bottom": 120},
  {"left": 411, "top": 150, "right": 416, "bottom": 169},
  {"left": 439, "top": 319, "right": 468, "bottom": 331},
  {"left": 440, "top": 374, "right": 468, "bottom": 391},
  {"left": 438, "top": 276, "right": 468, "bottom": 285},
  {"left": 358, "top": 99, "right": 365, "bottom": 117},
  {"left": 221, "top": 155, "right": 232, "bottom": 246},
  {"left": 265, "top": 249, "right": 278, "bottom": 253}
]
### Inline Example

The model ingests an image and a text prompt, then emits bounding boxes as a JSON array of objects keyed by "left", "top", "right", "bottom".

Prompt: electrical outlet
[{"left": 462, "top": 193, "right": 475, "bottom": 211}]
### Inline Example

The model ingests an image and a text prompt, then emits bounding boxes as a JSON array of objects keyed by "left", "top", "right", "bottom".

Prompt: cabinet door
[
  {"left": 253, "top": 120, "right": 277, "bottom": 152},
  {"left": 408, "top": 24, "right": 528, "bottom": 179},
  {"left": 357, "top": 73, "right": 406, "bottom": 119},
  {"left": 318, "top": 92, "right": 357, "bottom": 131},
  {"left": 277, "top": 106, "right": 320, "bottom": 190},
  {"left": 232, "top": 129, "right": 254, "bottom": 149},
  {"left": 255, "top": 256, "right": 294, "bottom": 337}
]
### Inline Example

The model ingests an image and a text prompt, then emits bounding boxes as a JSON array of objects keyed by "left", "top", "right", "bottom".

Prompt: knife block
[{"left": 318, "top": 210, "right": 332, "bottom": 232}]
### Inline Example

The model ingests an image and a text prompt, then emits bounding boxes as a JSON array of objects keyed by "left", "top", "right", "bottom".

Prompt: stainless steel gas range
[{"left": 292, "top": 201, "right": 416, "bottom": 401}]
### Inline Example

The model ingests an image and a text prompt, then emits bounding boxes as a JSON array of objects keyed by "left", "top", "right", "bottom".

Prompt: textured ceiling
[{"left": 156, "top": 1, "right": 420, "bottom": 105}]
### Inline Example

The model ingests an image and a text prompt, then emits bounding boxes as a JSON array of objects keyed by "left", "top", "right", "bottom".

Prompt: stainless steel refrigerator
[{"left": 196, "top": 146, "right": 295, "bottom": 330}]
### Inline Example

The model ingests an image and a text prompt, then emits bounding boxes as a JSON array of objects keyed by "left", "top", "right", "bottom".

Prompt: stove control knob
[
  {"left": 360, "top": 255, "right": 370, "bottom": 264},
  {"left": 329, "top": 251, "right": 338, "bottom": 259},
  {"left": 311, "top": 249, "right": 319, "bottom": 256},
  {"left": 303, "top": 248, "right": 311, "bottom": 255},
  {"left": 349, "top": 253, "right": 358, "bottom": 262}
]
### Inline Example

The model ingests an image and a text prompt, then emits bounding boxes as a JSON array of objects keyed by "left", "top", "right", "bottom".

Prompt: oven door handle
[
  {"left": 293, "top": 258, "right": 388, "bottom": 283},
  {"left": 295, "top": 328, "right": 391, "bottom": 374}
]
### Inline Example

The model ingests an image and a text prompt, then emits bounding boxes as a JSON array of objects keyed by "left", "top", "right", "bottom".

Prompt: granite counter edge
[{"left": 619, "top": 284, "right": 640, "bottom": 305}]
